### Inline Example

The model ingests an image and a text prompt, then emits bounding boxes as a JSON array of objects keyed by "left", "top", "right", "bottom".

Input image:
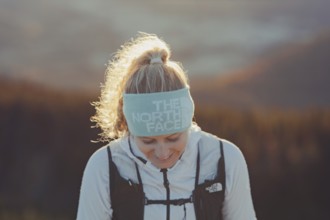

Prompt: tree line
[{"left": 0, "top": 83, "right": 329, "bottom": 219}]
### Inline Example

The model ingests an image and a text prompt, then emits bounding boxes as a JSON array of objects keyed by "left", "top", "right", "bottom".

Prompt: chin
[
  {"left": 151, "top": 154, "right": 180, "bottom": 169},
  {"left": 154, "top": 160, "right": 176, "bottom": 169}
]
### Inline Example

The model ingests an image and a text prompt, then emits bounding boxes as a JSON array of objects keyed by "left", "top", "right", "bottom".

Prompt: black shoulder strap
[
  {"left": 218, "top": 140, "right": 226, "bottom": 200},
  {"left": 107, "top": 143, "right": 144, "bottom": 192},
  {"left": 106, "top": 146, "right": 146, "bottom": 220},
  {"left": 192, "top": 139, "right": 226, "bottom": 220},
  {"left": 195, "top": 142, "right": 201, "bottom": 188},
  {"left": 195, "top": 140, "right": 224, "bottom": 189}
]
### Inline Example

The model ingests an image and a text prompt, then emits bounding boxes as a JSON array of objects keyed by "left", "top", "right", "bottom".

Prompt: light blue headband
[{"left": 123, "top": 87, "right": 195, "bottom": 137}]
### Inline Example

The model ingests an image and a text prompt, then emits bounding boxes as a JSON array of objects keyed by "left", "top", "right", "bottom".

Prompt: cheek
[
  {"left": 137, "top": 144, "right": 154, "bottom": 155},
  {"left": 173, "top": 139, "right": 188, "bottom": 152},
  {"left": 144, "top": 148, "right": 155, "bottom": 157}
]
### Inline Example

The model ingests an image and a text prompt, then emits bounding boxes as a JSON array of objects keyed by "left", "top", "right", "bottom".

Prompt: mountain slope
[{"left": 191, "top": 32, "right": 330, "bottom": 109}]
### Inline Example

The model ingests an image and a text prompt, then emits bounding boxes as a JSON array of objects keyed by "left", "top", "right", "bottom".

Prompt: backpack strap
[
  {"left": 218, "top": 140, "right": 226, "bottom": 202},
  {"left": 194, "top": 140, "right": 225, "bottom": 189},
  {"left": 107, "top": 145, "right": 145, "bottom": 220},
  {"left": 195, "top": 142, "right": 201, "bottom": 188},
  {"left": 193, "top": 139, "right": 226, "bottom": 220}
]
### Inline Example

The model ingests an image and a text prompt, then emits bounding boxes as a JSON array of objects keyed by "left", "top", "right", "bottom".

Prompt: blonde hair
[{"left": 91, "top": 33, "right": 189, "bottom": 141}]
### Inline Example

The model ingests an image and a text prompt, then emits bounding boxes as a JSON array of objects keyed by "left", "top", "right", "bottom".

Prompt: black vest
[{"left": 107, "top": 140, "right": 226, "bottom": 220}]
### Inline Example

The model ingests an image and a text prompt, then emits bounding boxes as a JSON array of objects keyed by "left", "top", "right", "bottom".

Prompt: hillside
[
  {"left": 1, "top": 77, "right": 330, "bottom": 219},
  {"left": 191, "top": 32, "right": 330, "bottom": 109},
  {"left": 0, "top": 78, "right": 102, "bottom": 218}
]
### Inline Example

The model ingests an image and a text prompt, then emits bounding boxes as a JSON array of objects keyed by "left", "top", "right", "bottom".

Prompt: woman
[{"left": 77, "top": 33, "right": 257, "bottom": 220}]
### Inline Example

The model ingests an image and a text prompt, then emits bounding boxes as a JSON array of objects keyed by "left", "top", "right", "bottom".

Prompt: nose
[{"left": 154, "top": 143, "right": 170, "bottom": 160}]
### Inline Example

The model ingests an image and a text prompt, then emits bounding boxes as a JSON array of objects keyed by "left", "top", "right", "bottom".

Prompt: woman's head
[{"left": 92, "top": 33, "right": 192, "bottom": 141}]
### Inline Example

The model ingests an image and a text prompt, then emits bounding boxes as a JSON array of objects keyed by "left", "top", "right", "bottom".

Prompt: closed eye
[
  {"left": 142, "top": 139, "right": 155, "bottom": 144},
  {"left": 166, "top": 134, "right": 181, "bottom": 142}
]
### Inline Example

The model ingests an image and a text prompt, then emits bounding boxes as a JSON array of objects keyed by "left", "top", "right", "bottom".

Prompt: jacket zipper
[{"left": 161, "top": 168, "right": 170, "bottom": 220}]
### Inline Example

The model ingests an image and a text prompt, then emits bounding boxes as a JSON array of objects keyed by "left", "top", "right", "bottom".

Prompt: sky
[{"left": 0, "top": 0, "right": 329, "bottom": 90}]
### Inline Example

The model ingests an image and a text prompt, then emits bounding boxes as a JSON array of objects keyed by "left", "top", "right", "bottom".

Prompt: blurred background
[{"left": 0, "top": 0, "right": 329, "bottom": 219}]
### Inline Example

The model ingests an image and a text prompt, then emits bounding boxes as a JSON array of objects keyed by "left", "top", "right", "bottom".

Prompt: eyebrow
[
  {"left": 167, "top": 133, "right": 180, "bottom": 138},
  {"left": 141, "top": 133, "right": 181, "bottom": 140}
]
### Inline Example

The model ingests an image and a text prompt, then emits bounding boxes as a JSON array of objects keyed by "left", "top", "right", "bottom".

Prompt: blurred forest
[
  {"left": 0, "top": 78, "right": 101, "bottom": 220},
  {"left": 0, "top": 77, "right": 329, "bottom": 220}
]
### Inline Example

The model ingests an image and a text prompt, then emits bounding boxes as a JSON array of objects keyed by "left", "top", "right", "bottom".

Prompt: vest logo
[{"left": 205, "top": 183, "right": 222, "bottom": 193}]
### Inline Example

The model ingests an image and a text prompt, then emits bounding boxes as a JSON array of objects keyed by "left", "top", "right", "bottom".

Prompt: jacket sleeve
[
  {"left": 222, "top": 141, "right": 257, "bottom": 220},
  {"left": 76, "top": 148, "right": 112, "bottom": 220}
]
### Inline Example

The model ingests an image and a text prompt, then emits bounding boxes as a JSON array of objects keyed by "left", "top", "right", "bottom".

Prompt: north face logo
[{"left": 205, "top": 183, "right": 222, "bottom": 193}]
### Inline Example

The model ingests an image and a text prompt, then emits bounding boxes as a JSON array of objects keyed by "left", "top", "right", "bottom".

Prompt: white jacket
[{"left": 77, "top": 125, "right": 257, "bottom": 220}]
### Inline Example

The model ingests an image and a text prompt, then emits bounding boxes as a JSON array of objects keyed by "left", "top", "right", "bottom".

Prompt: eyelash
[
  {"left": 167, "top": 137, "right": 179, "bottom": 142},
  {"left": 142, "top": 137, "right": 179, "bottom": 145},
  {"left": 143, "top": 140, "right": 155, "bottom": 144}
]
